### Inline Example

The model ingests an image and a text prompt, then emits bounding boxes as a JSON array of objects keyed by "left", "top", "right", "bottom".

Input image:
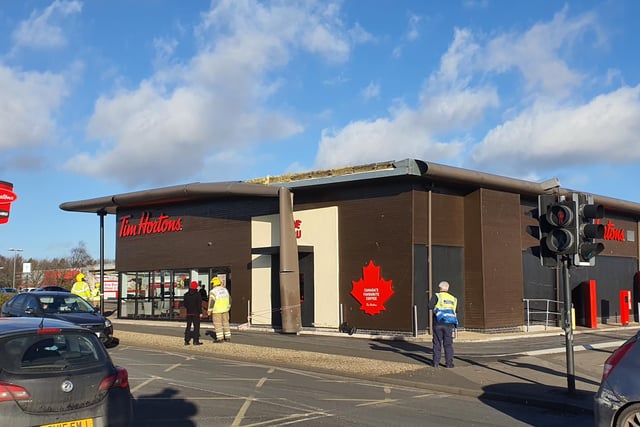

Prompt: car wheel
[{"left": 616, "top": 403, "right": 640, "bottom": 427}]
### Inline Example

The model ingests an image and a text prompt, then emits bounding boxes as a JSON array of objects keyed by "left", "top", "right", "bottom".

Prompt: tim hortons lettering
[
  {"left": 596, "top": 219, "right": 625, "bottom": 242},
  {"left": 119, "top": 213, "right": 183, "bottom": 237}
]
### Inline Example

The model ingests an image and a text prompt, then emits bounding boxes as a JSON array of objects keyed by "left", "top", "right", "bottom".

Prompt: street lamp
[{"left": 8, "top": 248, "right": 23, "bottom": 289}]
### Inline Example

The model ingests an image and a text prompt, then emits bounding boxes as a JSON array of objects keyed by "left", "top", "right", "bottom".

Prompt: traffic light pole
[
  {"left": 561, "top": 255, "right": 576, "bottom": 394},
  {"left": 538, "top": 192, "right": 602, "bottom": 395}
]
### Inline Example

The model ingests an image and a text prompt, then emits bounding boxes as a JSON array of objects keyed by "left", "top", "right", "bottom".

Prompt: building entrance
[{"left": 270, "top": 253, "right": 315, "bottom": 328}]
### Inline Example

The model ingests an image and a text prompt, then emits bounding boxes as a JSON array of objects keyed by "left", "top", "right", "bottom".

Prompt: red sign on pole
[
  {"left": 350, "top": 260, "right": 394, "bottom": 315},
  {"left": 0, "top": 181, "right": 17, "bottom": 225}
]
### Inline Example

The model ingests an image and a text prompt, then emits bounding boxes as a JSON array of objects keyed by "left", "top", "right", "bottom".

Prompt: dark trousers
[
  {"left": 184, "top": 315, "right": 201, "bottom": 343},
  {"left": 432, "top": 322, "right": 455, "bottom": 367}
]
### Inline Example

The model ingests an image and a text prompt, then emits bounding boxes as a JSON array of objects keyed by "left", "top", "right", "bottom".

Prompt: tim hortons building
[{"left": 60, "top": 159, "right": 640, "bottom": 334}]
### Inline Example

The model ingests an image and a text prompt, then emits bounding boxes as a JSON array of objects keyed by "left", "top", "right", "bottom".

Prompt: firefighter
[
  {"left": 71, "top": 273, "right": 92, "bottom": 301},
  {"left": 91, "top": 283, "right": 101, "bottom": 309},
  {"left": 207, "top": 276, "right": 231, "bottom": 342}
]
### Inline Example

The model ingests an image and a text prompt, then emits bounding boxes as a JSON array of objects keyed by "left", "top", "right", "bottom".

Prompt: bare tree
[
  {"left": 69, "top": 241, "right": 95, "bottom": 269},
  {"left": 2, "top": 243, "right": 102, "bottom": 289},
  {"left": 0, "top": 255, "right": 12, "bottom": 286},
  {"left": 27, "top": 259, "right": 46, "bottom": 286}
]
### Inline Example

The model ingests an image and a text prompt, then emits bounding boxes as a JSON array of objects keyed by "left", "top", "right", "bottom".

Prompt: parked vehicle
[
  {"left": 0, "top": 287, "right": 18, "bottom": 294},
  {"left": 0, "top": 317, "right": 133, "bottom": 427},
  {"left": 0, "top": 291, "right": 115, "bottom": 346},
  {"left": 594, "top": 330, "right": 640, "bottom": 426},
  {"left": 34, "top": 286, "right": 70, "bottom": 292}
]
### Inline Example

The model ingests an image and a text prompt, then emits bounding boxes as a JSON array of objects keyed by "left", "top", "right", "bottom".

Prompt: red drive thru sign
[{"left": 0, "top": 181, "right": 17, "bottom": 224}]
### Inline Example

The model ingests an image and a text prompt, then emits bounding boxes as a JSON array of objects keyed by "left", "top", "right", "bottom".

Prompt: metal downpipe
[{"left": 279, "top": 187, "right": 302, "bottom": 333}]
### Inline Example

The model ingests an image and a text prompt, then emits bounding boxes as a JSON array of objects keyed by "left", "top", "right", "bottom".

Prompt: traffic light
[
  {"left": 538, "top": 195, "right": 577, "bottom": 267},
  {"left": 573, "top": 193, "right": 605, "bottom": 266},
  {"left": 538, "top": 195, "right": 557, "bottom": 267}
]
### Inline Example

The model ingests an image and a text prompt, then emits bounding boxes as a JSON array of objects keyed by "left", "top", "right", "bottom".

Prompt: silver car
[
  {"left": 0, "top": 317, "right": 133, "bottom": 426},
  {"left": 594, "top": 330, "right": 640, "bottom": 426}
]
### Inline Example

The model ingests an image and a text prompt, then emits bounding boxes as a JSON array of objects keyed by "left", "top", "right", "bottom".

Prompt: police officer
[
  {"left": 71, "top": 273, "right": 92, "bottom": 301},
  {"left": 428, "top": 280, "right": 458, "bottom": 368}
]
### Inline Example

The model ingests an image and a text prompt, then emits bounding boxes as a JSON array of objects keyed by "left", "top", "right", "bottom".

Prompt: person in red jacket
[{"left": 183, "top": 281, "right": 203, "bottom": 345}]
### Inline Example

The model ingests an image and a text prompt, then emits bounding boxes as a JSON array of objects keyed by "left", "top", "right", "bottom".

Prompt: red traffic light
[{"left": 546, "top": 203, "right": 574, "bottom": 227}]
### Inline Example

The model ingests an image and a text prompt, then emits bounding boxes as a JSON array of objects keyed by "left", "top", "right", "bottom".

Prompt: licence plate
[{"left": 41, "top": 418, "right": 94, "bottom": 427}]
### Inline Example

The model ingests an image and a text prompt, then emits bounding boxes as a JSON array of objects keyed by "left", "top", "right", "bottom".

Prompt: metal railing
[{"left": 523, "top": 298, "right": 563, "bottom": 331}]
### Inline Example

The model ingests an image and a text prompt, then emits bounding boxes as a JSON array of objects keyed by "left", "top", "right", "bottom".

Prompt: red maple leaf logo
[{"left": 350, "top": 260, "right": 394, "bottom": 316}]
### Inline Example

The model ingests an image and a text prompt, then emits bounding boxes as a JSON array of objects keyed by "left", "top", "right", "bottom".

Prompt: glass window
[
  {"left": 9, "top": 293, "right": 28, "bottom": 310},
  {"left": 0, "top": 332, "right": 106, "bottom": 372},
  {"left": 24, "top": 295, "right": 39, "bottom": 312}
]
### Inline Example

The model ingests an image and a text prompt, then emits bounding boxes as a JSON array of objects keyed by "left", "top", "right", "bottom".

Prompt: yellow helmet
[
  {"left": 76, "top": 273, "right": 85, "bottom": 282},
  {"left": 210, "top": 277, "right": 222, "bottom": 287}
]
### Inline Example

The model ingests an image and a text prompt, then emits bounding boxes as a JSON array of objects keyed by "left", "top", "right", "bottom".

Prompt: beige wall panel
[
  {"left": 250, "top": 254, "right": 273, "bottom": 326},
  {"left": 252, "top": 206, "right": 340, "bottom": 328}
]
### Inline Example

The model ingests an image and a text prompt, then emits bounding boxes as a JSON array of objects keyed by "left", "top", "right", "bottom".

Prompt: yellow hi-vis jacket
[
  {"left": 207, "top": 286, "right": 231, "bottom": 314},
  {"left": 71, "top": 281, "right": 92, "bottom": 300},
  {"left": 434, "top": 291, "right": 458, "bottom": 326}
]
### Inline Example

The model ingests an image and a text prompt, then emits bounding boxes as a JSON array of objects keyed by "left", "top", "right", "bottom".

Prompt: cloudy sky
[{"left": 1, "top": 0, "right": 639, "bottom": 261}]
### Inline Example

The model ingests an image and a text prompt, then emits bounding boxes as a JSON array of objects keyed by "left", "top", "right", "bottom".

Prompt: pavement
[{"left": 108, "top": 314, "right": 640, "bottom": 416}]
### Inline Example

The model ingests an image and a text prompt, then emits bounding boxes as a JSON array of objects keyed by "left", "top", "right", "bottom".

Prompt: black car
[
  {"left": 0, "top": 291, "right": 114, "bottom": 346},
  {"left": 34, "top": 286, "right": 70, "bottom": 292},
  {"left": 594, "top": 330, "right": 640, "bottom": 426},
  {"left": 0, "top": 317, "right": 133, "bottom": 426}
]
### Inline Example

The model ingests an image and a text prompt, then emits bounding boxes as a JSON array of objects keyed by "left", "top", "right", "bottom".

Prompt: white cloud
[
  {"left": 315, "top": 6, "right": 624, "bottom": 180},
  {"left": 482, "top": 6, "right": 598, "bottom": 98},
  {"left": 152, "top": 37, "right": 178, "bottom": 69},
  {"left": 470, "top": 85, "right": 640, "bottom": 174},
  {"left": 315, "top": 27, "right": 499, "bottom": 169},
  {"left": 65, "top": 0, "right": 355, "bottom": 186},
  {"left": 406, "top": 14, "right": 421, "bottom": 42},
  {"left": 349, "top": 22, "right": 375, "bottom": 44},
  {"left": 11, "top": 0, "right": 82, "bottom": 50},
  {"left": 0, "top": 65, "right": 67, "bottom": 149},
  {"left": 361, "top": 82, "right": 380, "bottom": 101}
]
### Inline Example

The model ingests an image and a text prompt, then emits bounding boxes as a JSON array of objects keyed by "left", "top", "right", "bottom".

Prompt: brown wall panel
[
  {"left": 338, "top": 191, "right": 414, "bottom": 332},
  {"left": 412, "top": 190, "right": 429, "bottom": 245},
  {"left": 463, "top": 191, "right": 484, "bottom": 328},
  {"left": 479, "top": 189, "right": 524, "bottom": 329},
  {"left": 293, "top": 181, "right": 419, "bottom": 332},
  {"left": 431, "top": 193, "right": 464, "bottom": 246}
]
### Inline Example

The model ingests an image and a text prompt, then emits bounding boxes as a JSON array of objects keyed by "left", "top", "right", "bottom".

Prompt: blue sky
[{"left": 1, "top": 0, "right": 639, "bottom": 261}]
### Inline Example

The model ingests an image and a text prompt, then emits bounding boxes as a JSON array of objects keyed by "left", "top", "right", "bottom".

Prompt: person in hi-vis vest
[
  {"left": 428, "top": 280, "right": 458, "bottom": 368},
  {"left": 71, "top": 273, "right": 92, "bottom": 300},
  {"left": 207, "top": 276, "right": 231, "bottom": 342}
]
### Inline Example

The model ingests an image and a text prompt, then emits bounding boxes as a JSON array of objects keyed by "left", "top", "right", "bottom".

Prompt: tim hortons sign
[
  {"left": 119, "top": 212, "right": 183, "bottom": 237},
  {"left": 0, "top": 181, "right": 17, "bottom": 225}
]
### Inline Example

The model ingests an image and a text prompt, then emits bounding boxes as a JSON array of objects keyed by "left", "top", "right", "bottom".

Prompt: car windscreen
[
  {"left": 36, "top": 295, "right": 95, "bottom": 314},
  {"left": 0, "top": 331, "right": 107, "bottom": 372}
]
